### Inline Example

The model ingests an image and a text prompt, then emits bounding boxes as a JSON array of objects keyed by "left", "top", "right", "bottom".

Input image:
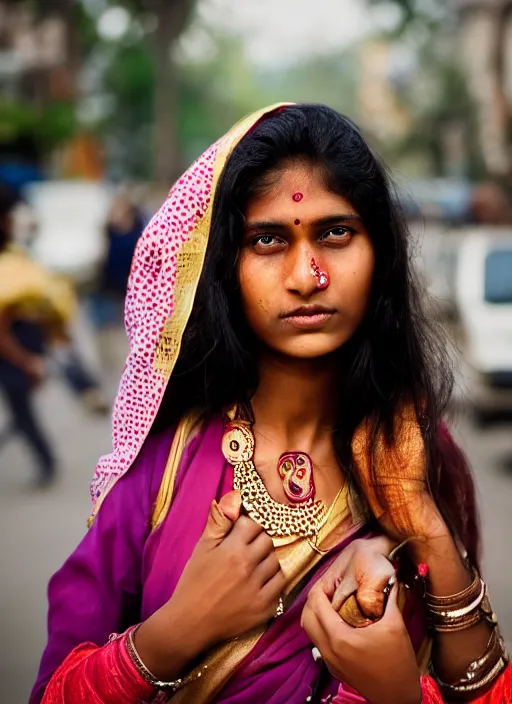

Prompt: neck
[{"left": 251, "top": 349, "right": 339, "bottom": 450}]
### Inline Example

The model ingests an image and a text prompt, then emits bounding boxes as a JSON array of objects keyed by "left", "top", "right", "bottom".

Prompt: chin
[{"left": 270, "top": 334, "right": 349, "bottom": 360}]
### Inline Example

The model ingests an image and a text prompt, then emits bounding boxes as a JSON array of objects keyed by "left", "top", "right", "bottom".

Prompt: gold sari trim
[{"left": 151, "top": 410, "right": 202, "bottom": 530}]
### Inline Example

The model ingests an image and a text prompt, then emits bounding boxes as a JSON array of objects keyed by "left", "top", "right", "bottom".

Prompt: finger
[
  {"left": 338, "top": 594, "right": 373, "bottom": 628},
  {"left": 380, "top": 580, "right": 401, "bottom": 620},
  {"left": 331, "top": 576, "right": 357, "bottom": 612},
  {"left": 248, "top": 531, "right": 275, "bottom": 563},
  {"left": 317, "top": 569, "right": 341, "bottom": 601},
  {"left": 230, "top": 515, "right": 264, "bottom": 543},
  {"left": 356, "top": 558, "right": 396, "bottom": 619},
  {"left": 301, "top": 602, "right": 333, "bottom": 655},
  {"left": 260, "top": 565, "right": 286, "bottom": 602},
  {"left": 254, "top": 551, "right": 281, "bottom": 586},
  {"left": 313, "top": 586, "right": 356, "bottom": 640},
  {"left": 202, "top": 499, "right": 235, "bottom": 542},
  {"left": 321, "top": 548, "right": 352, "bottom": 587},
  {"left": 218, "top": 490, "right": 242, "bottom": 522}
]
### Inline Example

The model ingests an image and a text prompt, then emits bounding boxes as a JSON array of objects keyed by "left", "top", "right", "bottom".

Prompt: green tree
[
  {"left": 117, "top": 0, "right": 196, "bottom": 185},
  {"left": 0, "top": 0, "right": 97, "bottom": 159},
  {"left": 368, "top": 0, "right": 512, "bottom": 181}
]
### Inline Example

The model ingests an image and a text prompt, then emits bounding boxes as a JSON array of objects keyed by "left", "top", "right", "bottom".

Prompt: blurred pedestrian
[
  {"left": 9, "top": 195, "right": 109, "bottom": 416},
  {"left": 89, "top": 192, "right": 145, "bottom": 329},
  {"left": 0, "top": 186, "right": 76, "bottom": 487},
  {"left": 104, "top": 192, "right": 145, "bottom": 295}
]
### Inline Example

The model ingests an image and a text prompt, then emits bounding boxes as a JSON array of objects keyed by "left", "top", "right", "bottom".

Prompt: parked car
[{"left": 455, "top": 229, "right": 512, "bottom": 423}]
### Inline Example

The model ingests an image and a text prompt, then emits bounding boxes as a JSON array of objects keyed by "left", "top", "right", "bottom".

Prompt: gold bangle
[
  {"left": 428, "top": 580, "right": 485, "bottom": 619},
  {"left": 431, "top": 629, "right": 509, "bottom": 699},
  {"left": 425, "top": 569, "right": 494, "bottom": 634},
  {"left": 125, "top": 625, "right": 208, "bottom": 692},
  {"left": 426, "top": 568, "right": 481, "bottom": 609}
]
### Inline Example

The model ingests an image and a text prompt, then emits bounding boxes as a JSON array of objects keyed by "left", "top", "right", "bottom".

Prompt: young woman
[{"left": 31, "top": 104, "right": 510, "bottom": 703}]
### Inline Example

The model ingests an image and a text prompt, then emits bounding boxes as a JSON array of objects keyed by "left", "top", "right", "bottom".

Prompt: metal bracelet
[
  {"left": 426, "top": 571, "right": 496, "bottom": 634},
  {"left": 430, "top": 629, "right": 509, "bottom": 697},
  {"left": 429, "top": 580, "right": 485, "bottom": 620},
  {"left": 426, "top": 568, "right": 481, "bottom": 609},
  {"left": 125, "top": 625, "right": 207, "bottom": 693}
]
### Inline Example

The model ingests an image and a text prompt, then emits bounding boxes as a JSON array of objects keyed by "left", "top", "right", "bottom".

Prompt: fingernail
[
  {"left": 388, "top": 574, "right": 396, "bottom": 587},
  {"left": 312, "top": 647, "right": 322, "bottom": 662}
]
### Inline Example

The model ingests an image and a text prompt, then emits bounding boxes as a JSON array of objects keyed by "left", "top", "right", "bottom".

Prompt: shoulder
[{"left": 91, "top": 424, "right": 178, "bottom": 530}]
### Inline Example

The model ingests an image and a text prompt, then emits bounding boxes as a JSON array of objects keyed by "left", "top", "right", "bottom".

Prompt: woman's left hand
[{"left": 301, "top": 583, "right": 422, "bottom": 704}]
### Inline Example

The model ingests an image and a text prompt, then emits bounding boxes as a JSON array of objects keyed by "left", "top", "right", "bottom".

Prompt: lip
[{"left": 280, "top": 305, "right": 336, "bottom": 329}]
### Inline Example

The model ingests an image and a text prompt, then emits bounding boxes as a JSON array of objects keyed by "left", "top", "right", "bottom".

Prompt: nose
[{"left": 283, "top": 243, "right": 318, "bottom": 298}]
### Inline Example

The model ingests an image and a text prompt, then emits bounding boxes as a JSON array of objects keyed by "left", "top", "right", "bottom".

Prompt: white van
[{"left": 455, "top": 230, "right": 512, "bottom": 422}]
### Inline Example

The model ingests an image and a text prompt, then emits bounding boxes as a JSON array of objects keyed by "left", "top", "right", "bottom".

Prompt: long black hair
[{"left": 155, "top": 104, "right": 480, "bottom": 565}]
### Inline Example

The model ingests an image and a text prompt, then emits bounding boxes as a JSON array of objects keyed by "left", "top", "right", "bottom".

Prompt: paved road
[{"left": 0, "top": 347, "right": 511, "bottom": 703}]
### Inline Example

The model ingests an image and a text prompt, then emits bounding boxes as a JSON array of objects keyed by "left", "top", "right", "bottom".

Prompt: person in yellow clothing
[{"left": 0, "top": 186, "right": 76, "bottom": 487}]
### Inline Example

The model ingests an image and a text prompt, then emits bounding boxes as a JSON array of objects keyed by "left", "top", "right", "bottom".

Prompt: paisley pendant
[
  {"left": 277, "top": 452, "right": 315, "bottom": 504},
  {"left": 222, "top": 419, "right": 327, "bottom": 538}
]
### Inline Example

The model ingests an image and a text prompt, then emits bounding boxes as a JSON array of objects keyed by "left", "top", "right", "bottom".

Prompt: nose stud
[{"left": 311, "top": 258, "right": 329, "bottom": 290}]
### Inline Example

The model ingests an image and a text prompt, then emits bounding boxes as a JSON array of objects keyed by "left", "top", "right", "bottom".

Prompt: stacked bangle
[
  {"left": 124, "top": 624, "right": 208, "bottom": 693},
  {"left": 430, "top": 629, "right": 508, "bottom": 700},
  {"left": 425, "top": 569, "right": 496, "bottom": 633},
  {"left": 425, "top": 566, "right": 509, "bottom": 699}
]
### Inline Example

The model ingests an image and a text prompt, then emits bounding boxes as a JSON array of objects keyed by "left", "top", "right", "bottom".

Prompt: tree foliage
[{"left": 367, "top": 0, "right": 451, "bottom": 35}]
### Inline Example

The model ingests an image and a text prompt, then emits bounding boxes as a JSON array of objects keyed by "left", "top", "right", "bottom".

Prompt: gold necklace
[{"left": 221, "top": 419, "right": 327, "bottom": 538}]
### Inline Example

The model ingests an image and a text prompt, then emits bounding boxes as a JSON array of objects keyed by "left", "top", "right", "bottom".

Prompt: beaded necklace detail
[{"left": 221, "top": 419, "right": 327, "bottom": 539}]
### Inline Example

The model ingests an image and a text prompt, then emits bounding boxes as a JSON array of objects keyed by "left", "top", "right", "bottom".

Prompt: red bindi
[
  {"left": 292, "top": 192, "right": 303, "bottom": 202},
  {"left": 294, "top": 219, "right": 301, "bottom": 225}
]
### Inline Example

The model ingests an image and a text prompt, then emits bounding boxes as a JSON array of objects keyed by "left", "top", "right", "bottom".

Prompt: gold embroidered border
[
  {"left": 151, "top": 410, "right": 202, "bottom": 530},
  {"left": 153, "top": 103, "right": 293, "bottom": 379}
]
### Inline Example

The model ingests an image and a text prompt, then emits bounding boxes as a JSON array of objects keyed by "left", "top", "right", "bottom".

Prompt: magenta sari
[{"left": 31, "top": 416, "right": 428, "bottom": 704}]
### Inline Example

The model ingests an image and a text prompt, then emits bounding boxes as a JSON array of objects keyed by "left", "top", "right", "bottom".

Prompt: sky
[{"left": 195, "top": 0, "right": 400, "bottom": 67}]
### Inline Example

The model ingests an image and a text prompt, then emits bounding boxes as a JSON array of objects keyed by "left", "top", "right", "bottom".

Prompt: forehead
[{"left": 245, "top": 161, "right": 357, "bottom": 220}]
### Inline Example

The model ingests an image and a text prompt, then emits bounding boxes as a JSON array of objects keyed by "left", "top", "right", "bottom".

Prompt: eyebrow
[{"left": 244, "top": 213, "right": 363, "bottom": 232}]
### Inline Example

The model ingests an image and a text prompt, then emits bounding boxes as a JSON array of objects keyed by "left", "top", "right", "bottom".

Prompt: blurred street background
[{"left": 0, "top": 0, "right": 512, "bottom": 702}]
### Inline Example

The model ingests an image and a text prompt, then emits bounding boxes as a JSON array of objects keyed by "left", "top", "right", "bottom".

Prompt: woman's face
[{"left": 238, "top": 161, "right": 375, "bottom": 360}]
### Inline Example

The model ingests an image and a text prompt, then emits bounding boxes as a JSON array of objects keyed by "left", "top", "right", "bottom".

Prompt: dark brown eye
[
  {"left": 250, "top": 234, "right": 286, "bottom": 254},
  {"left": 320, "top": 226, "right": 355, "bottom": 243}
]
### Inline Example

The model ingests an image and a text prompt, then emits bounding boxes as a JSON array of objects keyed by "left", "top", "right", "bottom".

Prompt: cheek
[
  {"left": 336, "top": 241, "right": 375, "bottom": 312},
  {"left": 238, "top": 254, "right": 274, "bottom": 324}
]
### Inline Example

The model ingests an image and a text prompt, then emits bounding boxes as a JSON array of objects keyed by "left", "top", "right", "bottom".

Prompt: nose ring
[{"left": 311, "top": 258, "right": 329, "bottom": 290}]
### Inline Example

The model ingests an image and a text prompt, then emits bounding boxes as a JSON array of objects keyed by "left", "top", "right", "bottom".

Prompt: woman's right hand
[
  {"left": 302, "top": 583, "right": 422, "bottom": 704},
  {"left": 134, "top": 491, "right": 285, "bottom": 681}
]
